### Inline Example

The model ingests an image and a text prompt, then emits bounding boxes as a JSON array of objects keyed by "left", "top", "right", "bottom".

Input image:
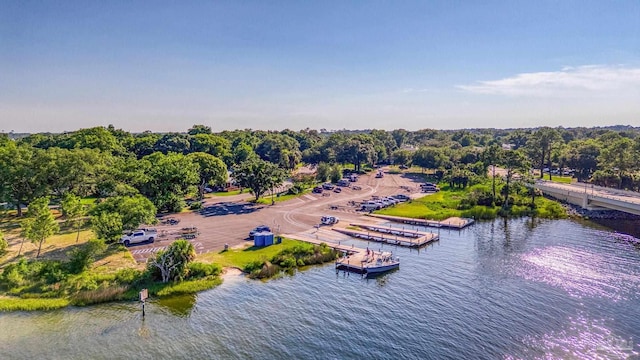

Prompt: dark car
[
  {"left": 249, "top": 225, "right": 271, "bottom": 238},
  {"left": 333, "top": 187, "right": 342, "bottom": 193},
  {"left": 313, "top": 186, "right": 323, "bottom": 193},
  {"left": 322, "top": 183, "right": 335, "bottom": 190}
]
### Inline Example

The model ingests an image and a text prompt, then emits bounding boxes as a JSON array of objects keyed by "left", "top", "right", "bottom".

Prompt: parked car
[
  {"left": 333, "top": 187, "right": 342, "bottom": 193},
  {"left": 337, "top": 179, "right": 350, "bottom": 187},
  {"left": 392, "top": 194, "right": 410, "bottom": 202},
  {"left": 313, "top": 186, "right": 324, "bottom": 194},
  {"left": 322, "top": 183, "right": 335, "bottom": 190},
  {"left": 375, "top": 172, "right": 384, "bottom": 178},
  {"left": 383, "top": 197, "right": 399, "bottom": 205},
  {"left": 321, "top": 216, "right": 339, "bottom": 225},
  {"left": 361, "top": 203, "right": 379, "bottom": 211},
  {"left": 120, "top": 229, "right": 157, "bottom": 246},
  {"left": 349, "top": 174, "right": 358, "bottom": 182},
  {"left": 249, "top": 225, "right": 271, "bottom": 239}
]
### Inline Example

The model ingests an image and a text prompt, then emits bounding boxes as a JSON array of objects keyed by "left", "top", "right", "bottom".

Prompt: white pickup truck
[{"left": 120, "top": 229, "right": 157, "bottom": 246}]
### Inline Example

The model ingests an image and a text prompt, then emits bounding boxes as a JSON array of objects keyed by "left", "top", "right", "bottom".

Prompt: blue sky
[{"left": 1, "top": 1, "right": 639, "bottom": 133}]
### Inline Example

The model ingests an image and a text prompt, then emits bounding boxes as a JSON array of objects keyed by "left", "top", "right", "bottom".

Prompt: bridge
[{"left": 534, "top": 181, "right": 640, "bottom": 216}]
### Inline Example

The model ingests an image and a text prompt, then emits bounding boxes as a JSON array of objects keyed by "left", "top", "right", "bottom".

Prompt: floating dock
[
  {"left": 332, "top": 227, "right": 438, "bottom": 248},
  {"left": 348, "top": 223, "right": 434, "bottom": 238},
  {"left": 367, "top": 214, "right": 475, "bottom": 229}
]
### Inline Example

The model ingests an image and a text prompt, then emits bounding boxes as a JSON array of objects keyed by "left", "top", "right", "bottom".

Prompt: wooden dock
[
  {"left": 367, "top": 214, "right": 475, "bottom": 229},
  {"left": 331, "top": 227, "right": 438, "bottom": 248},
  {"left": 349, "top": 223, "right": 434, "bottom": 238}
]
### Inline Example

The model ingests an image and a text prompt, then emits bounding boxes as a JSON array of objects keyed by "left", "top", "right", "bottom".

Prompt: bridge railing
[{"left": 535, "top": 181, "right": 640, "bottom": 206}]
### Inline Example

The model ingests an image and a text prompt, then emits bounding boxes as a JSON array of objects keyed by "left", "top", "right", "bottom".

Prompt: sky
[{"left": 1, "top": 0, "right": 639, "bottom": 133}]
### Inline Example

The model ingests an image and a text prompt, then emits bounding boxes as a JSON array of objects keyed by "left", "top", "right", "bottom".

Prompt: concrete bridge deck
[{"left": 534, "top": 180, "right": 640, "bottom": 216}]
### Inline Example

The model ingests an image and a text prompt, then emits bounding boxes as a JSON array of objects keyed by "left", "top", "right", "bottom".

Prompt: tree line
[{"left": 1, "top": 124, "right": 639, "bottom": 215}]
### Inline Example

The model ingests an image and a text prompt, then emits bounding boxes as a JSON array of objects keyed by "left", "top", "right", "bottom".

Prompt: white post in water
[{"left": 139, "top": 288, "right": 148, "bottom": 317}]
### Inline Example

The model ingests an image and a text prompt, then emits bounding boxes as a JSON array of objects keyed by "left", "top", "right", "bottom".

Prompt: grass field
[
  {"left": 541, "top": 174, "right": 573, "bottom": 184},
  {"left": 211, "top": 189, "right": 249, "bottom": 197},
  {"left": 255, "top": 189, "right": 311, "bottom": 205},
  {"left": 376, "top": 188, "right": 465, "bottom": 220},
  {"left": 198, "top": 238, "right": 304, "bottom": 269}
]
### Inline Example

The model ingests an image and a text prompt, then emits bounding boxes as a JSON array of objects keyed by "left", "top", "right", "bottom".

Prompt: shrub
[
  {"left": 114, "top": 268, "right": 145, "bottom": 285},
  {"left": 187, "top": 262, "right": 221, "bottom": 279},
  {"left": 146, "top": 240, "right": 196, "bottom": 282},
  {"left": 66, "top": 239, "right": 107, "bottom": 274}
]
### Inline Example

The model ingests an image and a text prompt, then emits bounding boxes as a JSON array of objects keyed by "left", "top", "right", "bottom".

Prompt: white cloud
[{"left": 458, "top": 65, "right": 640, "bottom": 97}]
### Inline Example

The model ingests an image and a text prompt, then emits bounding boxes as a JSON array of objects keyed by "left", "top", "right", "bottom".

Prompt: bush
[
  {"left": 187, "top": 262, "right": 221, "bottom": 279},
  {"left": 146, "top": 240, "right": 196, "bottom": 282},
  {"left": 188, "top": 201, "right": 203, "bottom": 210},
  {"left": 66, "top": 239, "right": 107, "bottom": 274},
  {"left": 114, "top": 268, "right": 146, "bottom": 285}
]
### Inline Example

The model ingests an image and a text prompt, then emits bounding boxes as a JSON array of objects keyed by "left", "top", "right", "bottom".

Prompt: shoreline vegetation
[
  {"left": 0, "top": 238, "right": 337, "bottom": 312},
  {"left": 377, "top": 175, "right": 567, "bottom": 221}
]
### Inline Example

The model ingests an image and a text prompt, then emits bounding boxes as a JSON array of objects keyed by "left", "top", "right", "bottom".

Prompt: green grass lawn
[
  {"left": 376, "top": 187, "right": 465, "bottom": 220},
  {"left": 199, "top": 239, "right": 306, "bottom": 269},
  {"left": 255, "top": 189, "right": 311, "bottom": 204},
  {"left": 541, "top": 174, "right": 573, "bottom": 184},
  {"left": 211, "top": 189, "right": 249, "bottom": 197}
]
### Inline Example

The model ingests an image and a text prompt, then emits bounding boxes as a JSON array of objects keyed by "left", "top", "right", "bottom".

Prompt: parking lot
[{"left": 127, "top": 168, "right": 429, "bottom": 261}]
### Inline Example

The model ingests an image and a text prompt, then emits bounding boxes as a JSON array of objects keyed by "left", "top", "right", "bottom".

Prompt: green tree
[
  {"left": 599, "top": 137, "right": 636, "bottom": 189},
  {"left": 21, "top": 197, "right": 59, "bottom": 258},
  {"left": 187, "top": 124, "right": 212, "bottom": 135},
  {"left": 329, "top": 164, "right": 343, "bottom": 183},
  {"left": 0, "top": 230, "right": 7, "bottom": 256},
  {"left": 147, "top": 239, "right": 196, "bottom": 283},
  {"left": 412, "top": 147, "right": 447, "bottom": 171},
  {"left": 526, "top": 127, "right": 561, "bottom": 179},
  {"left": 315, "top": 162, "right": 331, "bottom": 182},
  {"left": 0, "top": 143, "right": 48, "bottom": 216},
  {"left": 91, "top": 212, "right": 124, "bottom": 243},
  {"left": 142, "top": 152, "right": 199, "bottom": 212},
  {"left": 391, "top": 149, "right": 412, "bottom": 167},
  {"left": 501, "top": 150, "right": 528, "bottom": 210},
  {"left": 91, "top": 195, "right": 157, "bottom": 231},
  {"left": 187, "top": 152, "right": 227, "bottom": 199},
  {"left": 61, "top": 193, "right": 85, "bottom": 243},
  {"left": 234, "top": 158, "right": 287, "bottom": 201},
  {"left": 481, "top": 144, "right": 502, "bottom": 201}
]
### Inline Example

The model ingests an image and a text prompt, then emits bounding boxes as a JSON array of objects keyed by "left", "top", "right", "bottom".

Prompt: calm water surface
[{"left": 1, "top": 219, "right": 639, "bottom": 359}]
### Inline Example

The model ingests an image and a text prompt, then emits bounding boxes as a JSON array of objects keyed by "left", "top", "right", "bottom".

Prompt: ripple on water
[
  {"left": 518, "top": 245, "right": 640, "bottom": 301},
  {"left": 510, "top": 313, "right": 639, "bottom": 360}
]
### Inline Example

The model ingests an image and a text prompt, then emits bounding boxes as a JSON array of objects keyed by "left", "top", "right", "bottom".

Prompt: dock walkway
[
  {"left": 332, "top": 227, "right": 438, "bottom": 248},
  {"left": 367, "top": 214, "right": 475, "bottom": 229}
]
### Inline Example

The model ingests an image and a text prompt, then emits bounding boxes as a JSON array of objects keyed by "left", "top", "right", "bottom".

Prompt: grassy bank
[
  {"left": 200, "top": 239, "right": 339, "bottom": 279},
  {"left": 377, "top": 181, "right": 567, "bottom": 221}
]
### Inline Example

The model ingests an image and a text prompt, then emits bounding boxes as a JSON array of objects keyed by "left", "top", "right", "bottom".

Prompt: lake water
[{"left": 1, "top": 219, "right": 639, "bottom": 359}]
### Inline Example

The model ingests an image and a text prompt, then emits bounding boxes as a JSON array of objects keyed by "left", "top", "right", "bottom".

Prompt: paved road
[
  {"left": 128, "top": 168, "right": 430, "bottom": 262},
  {"left": 536, "top": 180, "right": 640, "bottom": 206}
]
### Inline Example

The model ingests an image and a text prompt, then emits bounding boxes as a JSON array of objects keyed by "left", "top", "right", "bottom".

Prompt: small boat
[{"left": 364, "top": 256, "right": 400, "bottom": 275}]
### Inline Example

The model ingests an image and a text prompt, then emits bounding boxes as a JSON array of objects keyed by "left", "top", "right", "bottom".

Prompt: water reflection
[{"left": 155, "top": 294, "right": 197, "bottom": 317}]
